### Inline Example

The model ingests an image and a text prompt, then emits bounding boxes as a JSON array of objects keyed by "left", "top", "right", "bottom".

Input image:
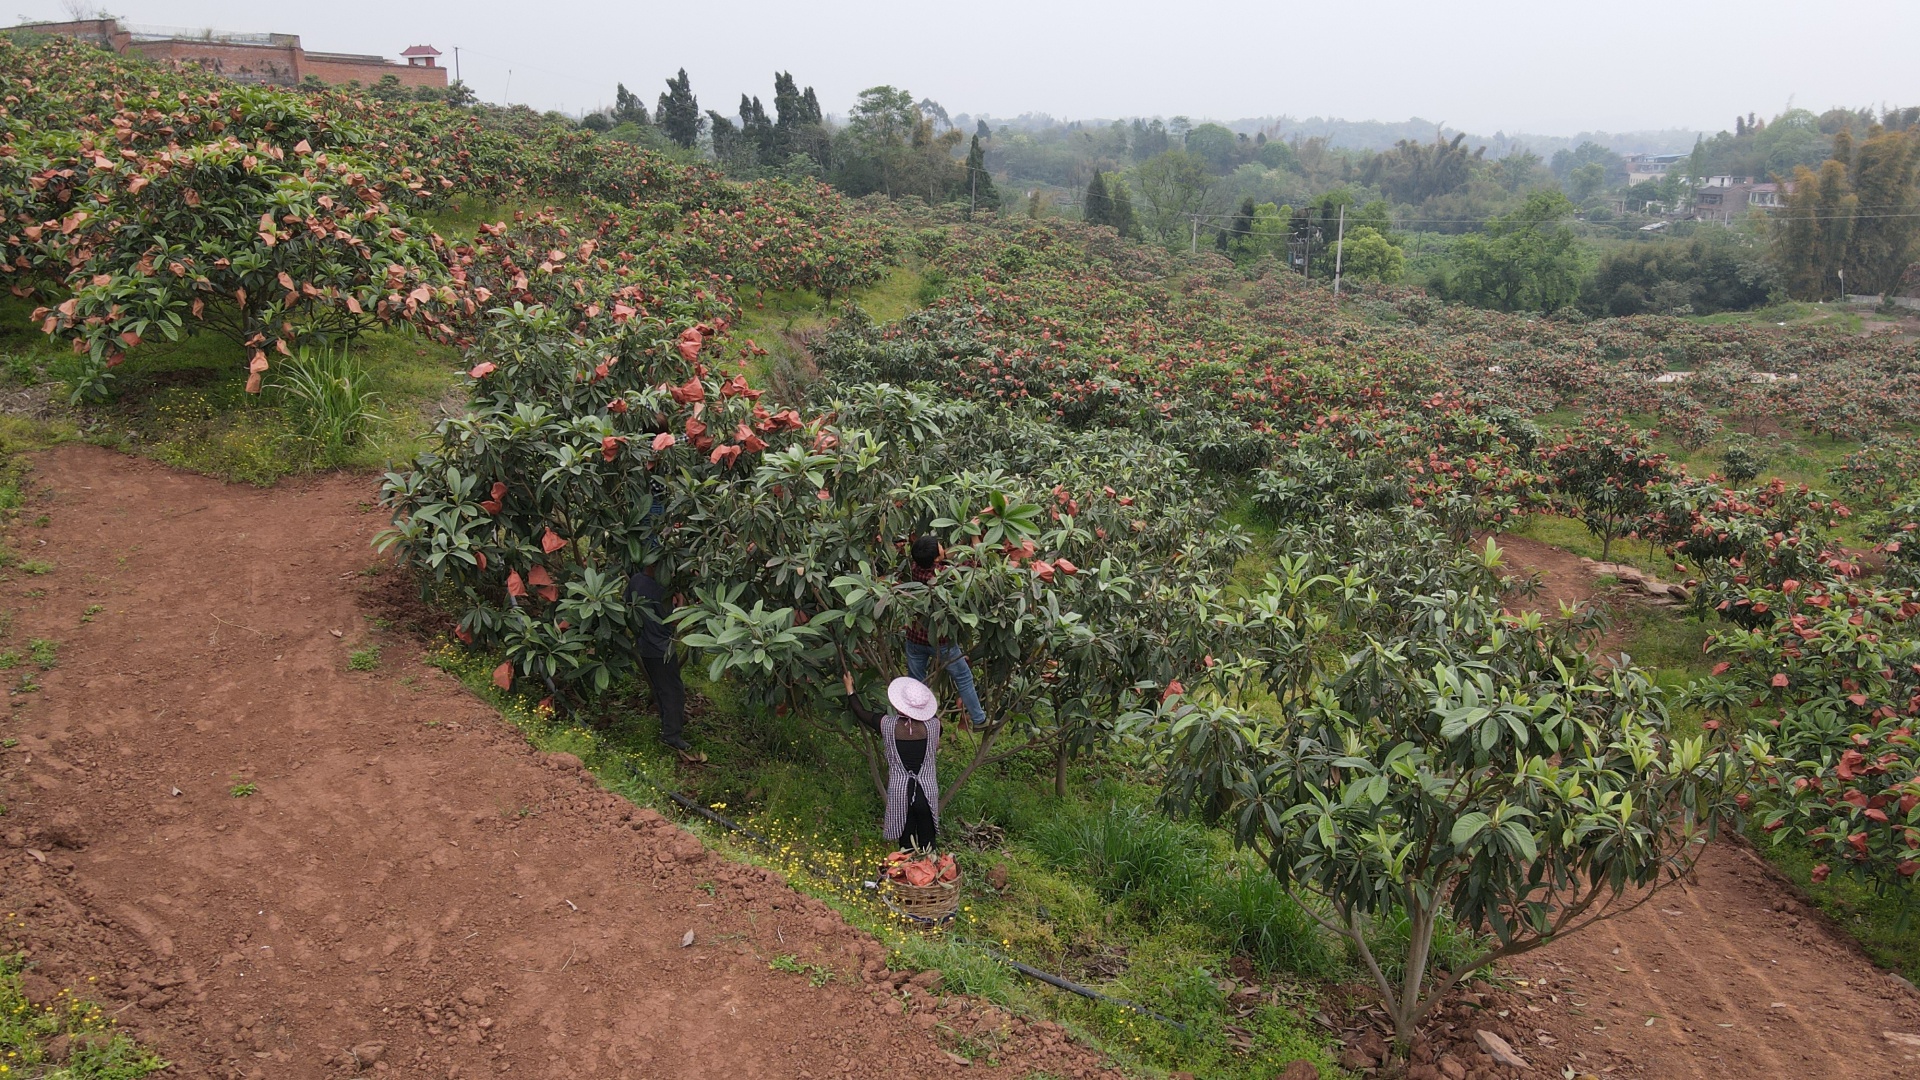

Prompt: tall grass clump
[
  {"left": 272, "top": 345, "right": 381, "bottom": 462},
  {"left": 1206, "top": 865, "right": 1341, "bottom": 978},
  {"left": 1034, "top": 803, "right": 1210, "bottom": 921}
]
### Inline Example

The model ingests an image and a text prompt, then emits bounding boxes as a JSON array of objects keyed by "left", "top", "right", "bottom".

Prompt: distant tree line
[{"left": 555, "top": 70, "right": 1920, "bottom": 316}]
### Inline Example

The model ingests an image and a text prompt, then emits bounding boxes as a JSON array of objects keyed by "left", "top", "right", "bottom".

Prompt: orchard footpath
[
  {"left": 0, "top": 445, "right": 1124, "bottom": 1080},
  {"left": 1489, "top": 538, "right": 1920, "bottom": 1079}
]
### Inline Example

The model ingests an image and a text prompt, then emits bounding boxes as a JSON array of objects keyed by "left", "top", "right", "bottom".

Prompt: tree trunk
[
  {"left": 1394, "top": 901, "right": 1437, "bottom": 1050},
  {"left": 938, "top": 720, "right": 1002, "bottom": 811}
]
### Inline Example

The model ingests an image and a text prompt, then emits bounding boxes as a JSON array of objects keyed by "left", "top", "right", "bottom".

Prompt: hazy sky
[{"left": 18, "top": 1, "right": 1920, "bottom": 135}]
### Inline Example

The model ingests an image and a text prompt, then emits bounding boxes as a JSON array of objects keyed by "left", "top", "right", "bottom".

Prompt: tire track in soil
[
  {"left": 1490, "top": 534, "right": 1920, "bottom": 1079},
  {"left": 0, "top": 445, "right": 1132, "bottom": 1080}
]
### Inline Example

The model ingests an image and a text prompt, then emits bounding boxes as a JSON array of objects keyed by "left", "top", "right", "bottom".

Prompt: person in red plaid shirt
[{"left": 903, "top": 535, "right": 987, "bottom": 728}]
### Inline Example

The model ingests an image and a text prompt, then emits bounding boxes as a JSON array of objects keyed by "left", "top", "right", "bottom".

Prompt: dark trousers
[{"left": 641, "top": 651, "right": 686, "bottom": 739}]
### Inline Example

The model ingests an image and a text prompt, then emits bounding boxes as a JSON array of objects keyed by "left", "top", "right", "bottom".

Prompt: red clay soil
[
  {"left": 1484, "top": 534, "right": 1630, "bottom": 658},
  {"left": 1447, "top": 533, "right": 1920, "bottom": 1079},
  {"left": 0, "top": 445, "right": 1128, "bottom": 1080}
]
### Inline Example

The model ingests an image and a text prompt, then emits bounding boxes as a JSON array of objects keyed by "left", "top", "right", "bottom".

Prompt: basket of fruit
[{"left": 878, "top": 850, "right": 960, "bottom": 925}]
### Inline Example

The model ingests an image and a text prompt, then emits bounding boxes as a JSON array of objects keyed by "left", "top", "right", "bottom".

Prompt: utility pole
[
  {"left": 1332, "top": 204, "right": 1347, "bottom": 296},
  {"left": 1190, "top": 214, "right": 1199, "bottom": 254},
  {"left": 453, "top": 46, "right": 460, "bottom": 85},
  {"left": 504, "top": 70, "right": 512, "bottom": 105}
]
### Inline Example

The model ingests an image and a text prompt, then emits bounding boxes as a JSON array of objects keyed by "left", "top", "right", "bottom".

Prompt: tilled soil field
[{"left": 0, "top": 445, "right": 1127, "bottom": 1080}]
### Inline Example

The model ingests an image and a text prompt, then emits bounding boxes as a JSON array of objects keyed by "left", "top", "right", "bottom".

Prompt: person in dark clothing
[
  {"left": 628, "top": 567, "right": 701, "bottom": 761},
  {"left": 842, "top": 670, "right": 941, "bottom": 851},
  {"left": 902, "top": 535, "right": 988, "bottom": 729}
]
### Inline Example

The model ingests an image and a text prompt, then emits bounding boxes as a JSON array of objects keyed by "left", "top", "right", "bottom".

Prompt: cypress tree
[
  {"left": 707, "top": 111, "right": 742, "bottom": 165},
  {"left": 963, "top": 135, "right": 999, "bottom": 218},
  {"left": 1109, "top": 180, "right": 1138, "bottom": 240},
  {"left": 613, "top": 83, "right": 650, "bottom": 127},
  {"left": 771, "top": 73, "right": 826, "bottom": 168},
  {"left": 772, "top": 72, "right": 808, "bottom": 128},
  {"left": 1218, "top": 196, "right": 1256, "bottom": 253},
  {"left": 657, "top": 69, "right": 701, "bottom": 149},
  {"left": 1084, "top": 171, "right": 1111, "bottom": 228},
  {"left": 741, "top": 94, "right": 776, "bottom": 165}
]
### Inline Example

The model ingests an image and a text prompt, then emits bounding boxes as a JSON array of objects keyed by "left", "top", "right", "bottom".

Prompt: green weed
[
  {"left": 18, "top": 560, "right": 52, "bottom": 576},
  {"left": 1033, "top": 804, "right": 1210, "bottom": 922},
  {"left": 347, "top": 644, "right": 381, "bottom": 672},
  {"left": 27, "top": 639, "right": 56, "bottom": 670},
  {"left": 767, "top": 954, "right": 833, "bottom": 986},
  {"left": 229, "top": 780, "right": 257, "bottom": 798},
  {"left": 0, "top": 653, "right": 15, "bottom": 669},
  {"left": 80, "top": 604, "right": 103, "bottom": 623},
  {"left": 1205, "top": 867, "right": 1341, "bottom": 978},
  {"left": 0, "top": 952, "right": 166, "bottom": 1078},
  {"left": 271, "top": 345, "right": 383, "bottom": 463}
]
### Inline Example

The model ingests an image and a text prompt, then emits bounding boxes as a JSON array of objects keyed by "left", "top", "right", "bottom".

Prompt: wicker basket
[{"left": 879, "top": 867, "right": 961, "bottom": 925}]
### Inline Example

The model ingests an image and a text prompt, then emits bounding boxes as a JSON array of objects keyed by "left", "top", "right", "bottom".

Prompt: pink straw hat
[{"left": 886, "top": 677, "right": 938, "bottom": 721}]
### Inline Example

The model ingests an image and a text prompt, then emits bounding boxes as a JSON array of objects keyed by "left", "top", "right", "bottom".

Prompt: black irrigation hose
[
  {"left": 621, "top": 759, "right": 1187, "bottom": 1031},
  {"left": 963, "top": 940, "right": 1189, "bottom": 1032}
]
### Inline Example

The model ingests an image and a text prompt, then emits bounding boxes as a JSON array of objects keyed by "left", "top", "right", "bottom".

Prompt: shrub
[
  {"left": 1143, "top": 556, "right": 1746, "bottom": 1051},
  {"left": 1721, "top": 434, "right": 1768, "bottom": 487}
]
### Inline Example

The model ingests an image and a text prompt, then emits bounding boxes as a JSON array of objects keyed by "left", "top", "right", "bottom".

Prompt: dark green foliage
[
  {"left": 1083, "top": 171, "right": 1110, "bottom": 229},
  {"left": 1129, "top": 118, "right": 1170, "bottom": 162},
  {"left": 771, "top": 71, "right": 828, "bottom": 168},
  {"left": 1548, "top": 140, "right": 1627, "bottom": 185},
  {"left": 832, "top": 86, "right": 963, "bottom": 200},
  {"left": 707, "top": 110, "right": 745, "bottom": 167},
  {"left": 1256, "top": 139, "right": 1299, "bottom": 173},
  {"left": 1721, "top": 435, "right": 1768, "bottom": 486},
  {"left": 613, "top": 82, "right": 650, "bottom": 127},
  {"left": 369, "top": 74, "right": 407, "bottom": 103},
  {"left": 1184, "top": 122, "right": 1239, "bottom": 173},
  {"left": 964, "top": 134, "right": 999, "bottom": 215},
  {"left": 1444, "top": 190, "right": 1585, "bottom": 312},
  {"left": 1216, "top": 197, "right": 1255, "bottom": 253},
  {"left": 1109, "top": 181, "right": 1138, "bottom": 239},
  {"left": 1362, "top": 133, "right": 1484, "bottom": 205},
  {"left": 657, "top": 68, "right": 701, "bottom": 148},
  {"left": 740, "top": 94, "right": 776, "bottom": 166},
  {"left": 1580, "top": 232, "right": 1780, "bottom": 316}
]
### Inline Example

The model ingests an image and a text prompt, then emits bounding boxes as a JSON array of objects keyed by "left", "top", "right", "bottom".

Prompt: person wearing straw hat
[{"left": 842, "top": 670, "right": 941, "bottom": 851}]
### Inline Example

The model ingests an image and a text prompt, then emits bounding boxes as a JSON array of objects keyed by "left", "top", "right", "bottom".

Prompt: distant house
[
  {"left": 1624, "top": 153, "right": 1686, "bottom": 187},
  {"left": 10, "top": 17, "right": 447, "bottom": 90},
  {"left": 1692, "top": 175, "right": 1794, "bottom": 222},
  {"left": 1747, "top": 183, "right": 1787, "bottom": 210}
]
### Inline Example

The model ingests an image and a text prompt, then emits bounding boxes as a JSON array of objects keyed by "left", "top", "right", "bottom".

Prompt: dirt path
[
  {"left": 0, "top": 445, "right": 1123, "bottom": 1080},
  {"left": 1479, "top": 534, "right": 1920, "bottom": 1079}
]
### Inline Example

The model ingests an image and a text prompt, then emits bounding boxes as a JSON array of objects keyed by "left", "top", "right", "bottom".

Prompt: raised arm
[{"left": 842, "top": 671, "right": 881, "bottom": 732}]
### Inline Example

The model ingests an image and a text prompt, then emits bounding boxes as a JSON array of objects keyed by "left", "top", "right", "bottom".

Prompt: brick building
[{"left": 11, "top": 17, "right": 446, "bottom": 90}]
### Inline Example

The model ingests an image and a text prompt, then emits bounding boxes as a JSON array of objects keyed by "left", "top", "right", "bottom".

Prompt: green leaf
[{"left": 1450, "top": 812, "right": 1491, "bottom": 846}]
